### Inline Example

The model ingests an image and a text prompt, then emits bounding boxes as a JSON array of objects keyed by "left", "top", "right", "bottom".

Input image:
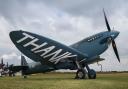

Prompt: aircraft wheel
[
  {"left": 75, "top": 69, "right": 87, "bottom": 79},
  {"left": 23, "top": 75, "right": 27, "bottom": 78},
  {"left": 88, "top": 69, "right": 96, "bottom": 79}
]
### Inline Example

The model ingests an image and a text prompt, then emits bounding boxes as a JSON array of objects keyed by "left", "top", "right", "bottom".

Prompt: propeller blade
[
  {"left": 112, "top": 40, "right": 120, "bottom": 62},
  {"left": 103, "top": 9, "right": 111, "bottom": 31}
]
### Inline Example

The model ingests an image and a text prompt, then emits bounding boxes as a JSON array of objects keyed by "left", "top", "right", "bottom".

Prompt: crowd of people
[{"left": 0, "top": 59, "right": 15, "bottom": 77}]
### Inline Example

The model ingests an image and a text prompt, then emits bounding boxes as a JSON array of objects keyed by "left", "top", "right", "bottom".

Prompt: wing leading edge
[{"left": 9, "top": 30, "right": 88, "bottom": 65}]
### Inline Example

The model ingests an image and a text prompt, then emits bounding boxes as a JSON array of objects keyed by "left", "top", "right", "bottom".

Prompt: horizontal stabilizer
[
  {"left": 9, "top": 55, "right": 28, "bottom": 73},
  {"left": 9, "top": 65, "right": 28, "bottom": 72}
]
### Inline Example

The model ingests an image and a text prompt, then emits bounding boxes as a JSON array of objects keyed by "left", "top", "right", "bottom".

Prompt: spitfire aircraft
[{"left": 9, "top": 11, "right": 120, "bottom": 79}]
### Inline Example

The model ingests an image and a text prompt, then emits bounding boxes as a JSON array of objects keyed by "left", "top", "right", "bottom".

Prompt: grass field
[{"left": 0, "top": 73, "right": 128, "bottom": 89}]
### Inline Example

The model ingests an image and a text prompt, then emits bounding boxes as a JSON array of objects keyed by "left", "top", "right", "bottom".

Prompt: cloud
[
  {"left": 2, "top": 52, "right": 17, "bottom": 60},
  {"left": 0, "top": 52, "right": 20, "bottom": 65},
  {"left": 42, "top": 0, "right": 128, "bottom": 26},
  {"left": 0, "top": 52, "right": 33, "bottom": 65}
]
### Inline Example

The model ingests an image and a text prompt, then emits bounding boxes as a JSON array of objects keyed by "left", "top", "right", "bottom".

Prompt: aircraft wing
[{"left": 9, "top": 30, "right": 88, "bottom": 65}]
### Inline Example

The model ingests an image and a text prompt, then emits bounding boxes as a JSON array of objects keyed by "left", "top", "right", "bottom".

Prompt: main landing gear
[
  {"left": 75, "top": 60, "right": 96, "bottom": 79},
  {"left": 75, "top": 68, "right": 87, "bottom": 79}
]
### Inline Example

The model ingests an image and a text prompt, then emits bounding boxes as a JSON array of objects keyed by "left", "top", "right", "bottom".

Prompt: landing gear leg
[
  {"left": 85, "top": 65, "right": 96, "bottom": 79},
  {"left": 75, "top": 60, "right": 87, "bottom": 79}
]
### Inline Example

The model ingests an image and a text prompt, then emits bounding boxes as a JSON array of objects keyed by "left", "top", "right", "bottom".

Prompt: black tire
[
  {"left": 23, "top": 75, "right": 27, "bottom": 78},
  {"left": 75, "top": 69, "right": 86, "bottom": 79},
  {"left": 88, "top": 69, "right": 96, "bottom": 79}
]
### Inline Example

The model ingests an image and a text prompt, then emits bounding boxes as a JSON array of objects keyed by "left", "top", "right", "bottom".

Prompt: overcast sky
[{"left": 0, "top": 0, "right": 128, "bottom": 71}]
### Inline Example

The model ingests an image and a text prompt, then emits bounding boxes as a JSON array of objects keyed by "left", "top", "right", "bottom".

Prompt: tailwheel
[
  {"left": 75, "top": 69, "right": 87, "bottom": 79},
  {"left": 23, "top": 75, "right": 27, "bottom": 78},
  {"left": 88, "top": 69, "right": 96, "bottom": 79}
]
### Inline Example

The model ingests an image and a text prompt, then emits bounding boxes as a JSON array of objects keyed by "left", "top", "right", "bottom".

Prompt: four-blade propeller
[{"left": 103, "top": 9, "right": 120, "bottom": 62}]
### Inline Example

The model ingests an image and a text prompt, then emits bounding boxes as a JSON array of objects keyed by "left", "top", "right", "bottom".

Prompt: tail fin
[
  {"left": 21, "top": 55, "right": 28, "bottom": 66},
  {"left": 8, "top": 55, "right": 28, "bottom": 75}
]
